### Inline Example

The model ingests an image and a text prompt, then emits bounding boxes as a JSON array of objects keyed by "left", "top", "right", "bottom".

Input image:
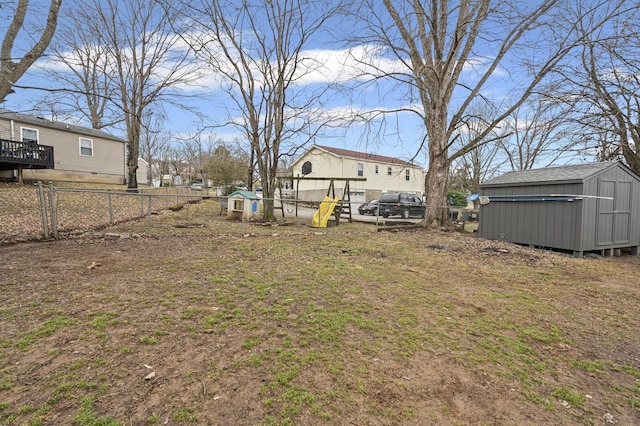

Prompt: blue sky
[{"left": 0, "top": 0, "right": 576, "bottom": 171}]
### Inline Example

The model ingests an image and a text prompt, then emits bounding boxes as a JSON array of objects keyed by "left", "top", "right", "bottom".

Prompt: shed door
[{"left": 596, "top": 179, "right": 631, "bottom": 246}]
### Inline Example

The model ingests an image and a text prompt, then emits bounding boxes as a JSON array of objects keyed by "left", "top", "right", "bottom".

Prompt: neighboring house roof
[
  {"left": 480, "top": 161, "right": 634, "bottom": 187},
  {"left": 0, "top": 109, "right": 126, "bottom": 143},
  {"left": 309, "top": 144, "right": 417, "bottom": 167}
]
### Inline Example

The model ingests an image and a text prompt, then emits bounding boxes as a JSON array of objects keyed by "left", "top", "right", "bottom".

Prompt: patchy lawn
[{"left": 1, "top": 199, "right": 639, "bottom": 425}]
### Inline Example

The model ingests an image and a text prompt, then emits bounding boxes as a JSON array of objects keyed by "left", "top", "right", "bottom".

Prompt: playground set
[{"left": 293, "top": 177, "right": 366, "bottom": 228}]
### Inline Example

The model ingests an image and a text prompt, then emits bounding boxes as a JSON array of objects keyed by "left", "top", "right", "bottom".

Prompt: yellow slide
[{"left": 311, "top": 196, "right": 339, "bottom": 228}]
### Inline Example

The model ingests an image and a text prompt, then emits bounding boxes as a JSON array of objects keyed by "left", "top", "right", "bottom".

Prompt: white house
[
  {"left": 290, "top": 144, "right": 425, "bottom": 203},
  {"left": 0, "top": 109, "right": 145, "bottom": 185}
]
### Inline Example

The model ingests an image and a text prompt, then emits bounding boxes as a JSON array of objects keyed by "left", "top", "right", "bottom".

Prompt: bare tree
[
  {"left": 170, "top": 0, "right": 347, "bottom": 219},
  {"left": 85, "top": 0, "right": 199, "bottom": 190},
  {"left": 0, "top": 0, "right": 62, "bottom": 103},
  {"left": 162, "top": 145, "right": 185, "bottom": 186},
  {"left": 449, "top": 103, "right": 507, "bottom": 194},
  {"left": 139, "top": 108, "right": 171, "bottom": 186},
  {"left": 152, "top": 142, "right": 175, "bottom": 187},
  {"left": 554, "top": 14, "right": 640, "bottom": 174},
  {"left": 32, "top": 3, "right": 120, "bottom": 129},
  {"left": 353, "top": 0, "right": 629, "bottom": 225},
  {"left": 498, "top": 93, "right": 575, "bottom": 171},
  {"left": 178, "top": 134, "right": 216, "bottom": 185}
]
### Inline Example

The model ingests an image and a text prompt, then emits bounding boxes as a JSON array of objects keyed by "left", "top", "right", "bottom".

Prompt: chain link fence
[
  {"left": 0, "top": 182, "right": 218, "bottom": 243},
  {"left": 0, "top": 182, "right": 43, "bottom": 243},
  {"left": 44, "top": 183, "right": 215, "bottom": 238},
  {"left": 1, "top": 182, "right": 455, "bottom": 244}
]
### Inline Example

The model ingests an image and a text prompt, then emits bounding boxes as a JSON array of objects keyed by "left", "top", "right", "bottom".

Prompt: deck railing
[{"left": 0, "top": 138, "right": 54, "bottom": 169}]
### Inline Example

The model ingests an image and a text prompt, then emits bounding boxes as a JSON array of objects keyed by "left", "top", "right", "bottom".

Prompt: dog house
[
  {"left": 227, "top": 190, "right": 262, "bottom": 221},
  {"left": 478, "top": 161, "right": 640, "bottom": 257}
]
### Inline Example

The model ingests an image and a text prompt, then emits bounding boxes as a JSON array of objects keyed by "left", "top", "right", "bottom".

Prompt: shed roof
[
  {"left": 0, "top": 109, "right": 126, "bottom": 143},
  {"left": 481, "top": 161, "right": 621, "bottom": 188},
  {"left": 228, "top": 190, "right": 259, "bottom": 199}
]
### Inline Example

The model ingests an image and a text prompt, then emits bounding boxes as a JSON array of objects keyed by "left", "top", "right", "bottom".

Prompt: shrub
[{"left": 447, "top": 190, "right": 467, "bottom": 207}]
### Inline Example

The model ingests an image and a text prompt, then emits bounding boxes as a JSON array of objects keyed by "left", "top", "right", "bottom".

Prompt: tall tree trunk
[
  {"left": 425, "top": 107, "right": 450, "bottom": 226},
  {"left": 126, "top": 145, "right": 139, "bottom": 189},
  {"left": 126, "top": 119, "right": 140, "bottom": 190}
]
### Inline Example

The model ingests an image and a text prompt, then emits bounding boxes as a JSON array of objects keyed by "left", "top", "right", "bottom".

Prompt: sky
[{"left": 0, "top": 0, "right": 599, "bottom": 172}]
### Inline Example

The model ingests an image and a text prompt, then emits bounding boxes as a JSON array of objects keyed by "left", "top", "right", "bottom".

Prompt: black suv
[{"left": 378, "top": 193, "right": 426, "bottom": 219}]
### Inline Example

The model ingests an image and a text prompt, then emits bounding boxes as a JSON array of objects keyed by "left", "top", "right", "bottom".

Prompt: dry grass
[{"left": 0, "top": 197, "right": 639, "bottom": 425}]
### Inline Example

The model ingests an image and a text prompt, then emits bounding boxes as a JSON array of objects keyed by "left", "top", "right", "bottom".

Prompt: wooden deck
[{"left": 0, "top": 138, "right": 54, "bottom": 171}]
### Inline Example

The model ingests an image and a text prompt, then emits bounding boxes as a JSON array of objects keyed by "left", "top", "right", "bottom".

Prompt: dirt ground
[{"left": 1, "top": 210, "right": 640, "bottom": 425}]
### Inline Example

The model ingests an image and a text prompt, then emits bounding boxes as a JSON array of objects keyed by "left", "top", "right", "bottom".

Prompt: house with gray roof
[
  {"left": 478, "top": 161, "right": 640, "bottom": 257},
  {"left": 0, "top": 109, "right": 147, "bottom": 185}
]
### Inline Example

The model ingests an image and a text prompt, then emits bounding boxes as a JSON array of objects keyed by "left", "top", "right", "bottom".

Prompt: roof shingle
[
  {"left": 314, "top": 145, "right": 415, "bottom": 167},
  {"left": 0, "top": 109, "right": 126, "bottom": 143},
  {"left": 481, "top": 162, "right": 619, "bottom": 187}
]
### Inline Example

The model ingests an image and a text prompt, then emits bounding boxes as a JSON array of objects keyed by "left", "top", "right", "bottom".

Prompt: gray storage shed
[{"left": 478, "top": 161, "right": 640, "bottom": 257}]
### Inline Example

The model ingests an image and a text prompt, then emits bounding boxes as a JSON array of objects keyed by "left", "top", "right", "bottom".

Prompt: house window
[
  {"left": 302, "top": 161, "right": 312, "bottom": 175},
  {"left": 79, "top": 137, "right": 94, "bottom": 156},
  {"left": 405, "top": 169, "right": 410, "bottom": 181},
  {"left": 387, "top": 166, "right": 392, "bottom": 176},
  {"left": 357, "top": 162, "right": 363, "bottom": 177},
  {"left": 375, "top": 165, "right": 379, "bottom": 174},
  {"left": 21, "top": 127, "right": 39, "bottom": 144}
]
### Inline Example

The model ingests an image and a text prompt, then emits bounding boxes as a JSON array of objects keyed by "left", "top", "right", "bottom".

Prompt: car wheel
[
  {"left": 402, "top": 208, "right": 410, "bottom": 219},
  {"left": 382, "top": 213, "right": 389, "bottom": 218}
]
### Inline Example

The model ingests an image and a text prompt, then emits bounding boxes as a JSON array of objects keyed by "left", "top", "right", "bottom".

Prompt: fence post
[
  {"left": 165, "top": 187, "right": 168, "bottom": 209},
  {"left": 140, "top": 193, "right": 145, "bottom": 218},
  {"left": 108, "top": 190, "right": 113, "bottom": 224},
  {"left": 147, "top": 194, "right": 152, "bottom": 228},
  {"left": 48, "top": 182, "right": 58, "bottom": 239},
  {"left": 36, "top": 181, "right": 50, "bottom": 239}
]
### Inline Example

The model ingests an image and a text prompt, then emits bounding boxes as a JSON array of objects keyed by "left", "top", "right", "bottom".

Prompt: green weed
[
  {"left": 571, "top": 359, "right": 605, "bottom": 374},
  {"left": 552, "top": 386, "right": 585, "bottom": 409},
  {"left": 140, "top": 336, "right": 158, "bottom": 345},
  {"left": 627, "top": 397, "right": 640, "bottom": 408},
  {"left": 181, "top": 307, "right": 199, "bottom": 319},
  {"left": 0, "top": 368, "right": 15, "bottom": 391},
  {"left": 17, "top": 404, "right": 34, "bottom": 415},
  {"left": 242, "top": 334, "right": 264, "bottom": 349},
  {"left": 518, "top": 326, "right": 563, "bottom": 344},
  {"left": 88, "top": 312, "right": 119, "bottom": 330},
  {"left": 16, "top": 316, "right": 74, "bottom": 351},
  {"left": 73, "top": 396, "right": 120, "bottom": 425},
  {"left": 146, "top": 413, "right": 161, "bottom": 424},
  {"left": 624, "top": 365, "right": 640, "bottom": 379},
  {"left": 172, "top": 407, "right": 198, "bottom": 423}
]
